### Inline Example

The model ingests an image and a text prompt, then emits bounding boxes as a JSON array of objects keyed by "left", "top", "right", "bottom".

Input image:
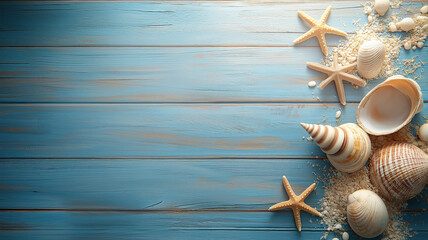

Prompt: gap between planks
[
  {"left": 1, "top": 101, "right": 428, "bottom": 105},
  {"left": 0, "top": 1, "right": 421, "bottom": 5},
  {"left": 0, "top": 1, "right": 367, "bottom": 4},
  {"left": 0, "top": 208, "right": 426, "bottom": 213},
  {"left": 0, "top": 45, "right": 349, "bottom": 48},
  {"left": 0, "top": 155, "right": 327, "bottom": 160}
]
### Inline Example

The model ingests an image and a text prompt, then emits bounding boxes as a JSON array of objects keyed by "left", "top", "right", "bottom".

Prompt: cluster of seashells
[
  {"left": 302, "top": 77, "right": 427, "bottom": 238},
  {"left": 370, "top": 1, "right": 428, "bottom": 51},
  {"left": 299, "top": 1, "right": 428, "bottom": 238},
  {"left": 365, "top": 1, "right": 427, "bottom": 51},
  {"left": 301, "top": 74, "right": 427, "bottom": 238}
]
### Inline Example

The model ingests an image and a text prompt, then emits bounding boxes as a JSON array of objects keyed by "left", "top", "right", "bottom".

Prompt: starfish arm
[
  {"left": 297, "top": 11, "right": 317, "bottom": 27},
  {"left": 324, "top": 25, "right": 348, "bottom": 37},
  {"left": 297, "top": 183, "right": 316, "bottom": 201},
  {"left": 300, "top": 202, "right": 322, "bottom": 217},
  {"left": 320, "top": 6, "right": 332, "bottom": 24},
  {"left": 306, "top": 62, "right": 333, "bottom": 75},
  {"left": 294, "top": 27, "right": 318, "bottom": 44},
  {"left": 340, "top": 72, "right": 367, "bottom": 87},
  {"left": 339, "top": 62, "right": 357, "bottom": 72},
  {"left": 334, "top": 76, "right": 347, "bottom": 105},
  {"left": 318, "top": 74, "right": 335, "bottom": 89},
  {"left": 292, "top": 208, "right": 302, "bottom": 231},
  {"left": 282, "top": 176, "right": 297, "bottom": 199},
  {"left": 268, "top": 200, "right": 293, "bottom": 211},
  {"left": 316, "top": 33, "right": 328, "bottom": 55}
]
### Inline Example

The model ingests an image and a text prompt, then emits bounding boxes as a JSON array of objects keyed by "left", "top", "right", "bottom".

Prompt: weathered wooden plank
[
  {"left": 0, "top": 1, "right": 397, "bottom": 46},
  {"left": 0, "top": 47, "right": 426, "bottom": 103},
  {"left": 0, "top": 158, "right": 325, "bottom": 209},
  {"left": 0, "top": 103, "right": 426, "bottom": 158},
  {"left": 0, "top": 211, "right": 427, "bottom": 240},
  {"left": 0, "top": 158, "right": 426, "bottom": 210}
]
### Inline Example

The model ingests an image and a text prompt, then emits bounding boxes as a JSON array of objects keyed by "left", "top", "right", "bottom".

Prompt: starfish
[
  {"left": 294, "top": 6, "right": 347, "bottom": 55},
  {"left": 307, "top": 52, "right": 366, "bottom": 105},
  {"left": 269, "top": 176, "right": 321, "bottom": 231}
]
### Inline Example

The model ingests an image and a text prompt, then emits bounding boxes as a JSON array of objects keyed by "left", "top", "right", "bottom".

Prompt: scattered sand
[
  {"left": 316, "top": 124, "right": 426, "bottom": 240},
  {"left": 314, "top": 2, "right": 427, "bottom": 239}
]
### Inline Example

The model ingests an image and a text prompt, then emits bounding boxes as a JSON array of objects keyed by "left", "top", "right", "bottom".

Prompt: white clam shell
[
  {"left": 300, "top": 123, "right": 371, "bottom": 173},
  {"left": 388, "top": 22, "right": 397, "bottom": 32},
  {"left": 357, "top": 75, "right": 423, "bottom": 135},
  {"left": 369, "top": 143, "right": 428, "bottom": 201},
  {"left": 357, "top": 40, "right": 385, "bottom": 80},
  {"left": 347, "top": 190, "right": 389, "bottom": 238},
  {"left": 374, "top": 0, "right": 390, "bottom": 16},
  {"left": 421, "top": 5, "right": 428, "bottom": 14},
  {"left": 419, "top": 123, "right": 428, "bottom": 142},
  {"left": 398, "top": 18, "right": 415, "bottom": 32}
]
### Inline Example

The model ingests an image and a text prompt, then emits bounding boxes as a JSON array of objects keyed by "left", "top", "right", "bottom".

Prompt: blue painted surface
[
  {"left": 0, "top": 47, "right": 426, "bottom": 103},
  {"left": 0, "top": 1, "right": 427, "bottom": 239}
]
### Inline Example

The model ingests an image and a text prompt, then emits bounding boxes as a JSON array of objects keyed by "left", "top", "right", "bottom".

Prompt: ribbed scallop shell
[
  {"left": 357, "top": 40, "right": 385, "bottom": 80},
  {"left": 300, "top": 123, "right": 371, "bottom": 173},
  {"left": 374, "top": 0, "right": 390, "bottom": 16},
  {"left": 357, "top": 75, "right": 423, "bottom": 135},
  {"left": 369, "top": 143, "right": 428, "bottom": 201},
  {"left": 347, "top": 190, "right": 389, "bottom": 238}
]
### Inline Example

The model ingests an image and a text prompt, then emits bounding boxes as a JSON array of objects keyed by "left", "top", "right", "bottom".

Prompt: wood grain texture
[
  {"left": 0, "top": 47, "right": 426, "bottom": 103},
  {"left": 1, "top": 103, "right": 426, "bottom": 158},
  {"left": 0, "top": 211, "right": 427, "bottom": 240},
  {"left": 0, "top": 0, "right": 427, "bottom": 239},
  {"left": 0, "top": 1, "right": 416, "bottom": 47},
  {"left": 0, "top": 158, "right": 426, "bottom": 210}
]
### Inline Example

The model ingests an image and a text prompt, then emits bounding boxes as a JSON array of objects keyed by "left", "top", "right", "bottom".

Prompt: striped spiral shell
[
  {"left": 369, "top": 143, "right": 428, "bottom": 201},
  {"left": 347, "top": 189, "right": 389, "bottom": 238},
  {"left": 301, "top": 123, "right": 371, "bottom": 173}
]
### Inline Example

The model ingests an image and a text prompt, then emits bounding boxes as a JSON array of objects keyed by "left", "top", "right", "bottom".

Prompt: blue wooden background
[{"left": 0, "top": 1, "right": 427, "bottom": 239}]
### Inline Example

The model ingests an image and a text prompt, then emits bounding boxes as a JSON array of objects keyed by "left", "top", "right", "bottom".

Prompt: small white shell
[
  {"left": 404, "top": 42, "right": 411, "bottom": 50},
  {"left": 364, "top": 6, "right": 372, "bottom": 15},
  {"left": 416, "top": 16, "right": 428, "bottom": 23},
  {"left": 421, "top": 5, "right": 428, "bottom": 14},
  {"left": 335, "top": 110, "right": 341, "bottom": 118},
  {"left": 419, "top": 123, "right": 428, "bottom": 142},
  {"left": 342, "top": 232, "right": 349, "bottom": 240},
  {"left": 301, "top": 123, "right": 371, "bottom": 173},
  {"left": 417, "top": 41, "right": 424, "bottom": 48},
  {"left": 308, "top": 81, "right": 316, "bottom": 88},
  {"left": 369, "top": 143, "right": 428, "bottom": 201},
  {"left": 347, "top": 190, "right": 389, "bottom": 238},
  {"left": 388, "top": 22, "right": 397, "bottom": 32},
  {"left": 398, "top": 18, "right": 415, "bottom": 31},
  {"left": 357, "top": 75, "right": 423, "bottom": 135},
  {"left": 374, "top": 0, "right": 390, "bottom": 16},
  {"left": 357, "top": 40, "right": 385, "bottom": 80}
]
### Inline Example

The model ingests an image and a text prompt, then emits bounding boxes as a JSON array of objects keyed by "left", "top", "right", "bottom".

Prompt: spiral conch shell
[
  {"left": 369, "top": 143, "right": 428, "bottom": 201},
  {"left": 300, "top": 123, "right": 371, "bottom": 173},
  {"left": 357, "top": 40, "right": 385, "bottom": 80},
  {"left": 347, "top": 190, "right": 389, "bottom": 238},
  {"left": 357, "top": 75, "right": 423, "bottom": 135}
]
